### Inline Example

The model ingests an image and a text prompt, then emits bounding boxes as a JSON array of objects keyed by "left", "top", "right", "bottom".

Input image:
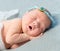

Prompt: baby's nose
[{"left": 33, "top": 20, "right": 40, "bottom": 28}]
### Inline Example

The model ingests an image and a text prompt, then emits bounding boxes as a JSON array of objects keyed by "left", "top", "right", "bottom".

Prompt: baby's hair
[
  {"left": 27, "top": 8, "right": 36, "bottom": 12},
  {"left": 27, "top": 6, "right": 56, "bottom": 28}
]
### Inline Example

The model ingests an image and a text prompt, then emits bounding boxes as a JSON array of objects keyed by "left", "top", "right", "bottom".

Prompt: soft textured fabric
[
  {"left": 0, "top": 9, "right": 19, "bottom": 22},
  {"left": 0, "top": 23, "right": 6, "bottom": 50}
]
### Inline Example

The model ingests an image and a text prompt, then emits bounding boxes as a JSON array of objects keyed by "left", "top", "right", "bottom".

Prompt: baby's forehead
[
  {"left": 27, "top": 9, "right": 42, "bottom": 16},
  {"left": 28, "top": 9, "right": 48, "bottom": 18}
]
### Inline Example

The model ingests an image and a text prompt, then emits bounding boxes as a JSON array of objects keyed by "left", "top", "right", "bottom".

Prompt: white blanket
[
  {"left": 0, "top": 9, "right": 19, "bottom": 22},
  {"left": 0, "top": 23, "right": 6, "bottom": 50}
]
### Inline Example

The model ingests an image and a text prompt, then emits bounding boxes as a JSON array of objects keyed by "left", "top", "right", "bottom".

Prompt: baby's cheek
[{"left": 27, "top": 28, "right": 41, "bottom": 37}]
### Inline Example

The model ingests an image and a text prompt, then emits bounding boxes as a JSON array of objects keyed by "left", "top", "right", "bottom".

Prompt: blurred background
[{"left": 0, "top": 0, "right": 60, "bottom": 16}]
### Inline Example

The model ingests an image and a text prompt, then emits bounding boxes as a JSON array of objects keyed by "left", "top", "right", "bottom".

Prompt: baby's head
[{"left": 22, "top": 7, "right": 55, "bottom": 37}]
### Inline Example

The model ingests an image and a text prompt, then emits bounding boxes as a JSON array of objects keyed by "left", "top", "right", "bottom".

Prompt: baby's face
[{"left": 22, "top": 9, "right": 51, "bottom": 37}]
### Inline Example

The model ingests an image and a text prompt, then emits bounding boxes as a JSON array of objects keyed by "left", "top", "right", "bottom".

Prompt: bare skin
[
  {"left": 2, "top": 18, "right": 40, "bottom": 49},
  {"left": 0, "top": 9, "right": 51, "bottom": 49}
]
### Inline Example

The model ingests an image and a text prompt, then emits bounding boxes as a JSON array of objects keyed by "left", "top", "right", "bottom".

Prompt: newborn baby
[{"left": 0, "top": 7, "right": 55, "bottom": 50}]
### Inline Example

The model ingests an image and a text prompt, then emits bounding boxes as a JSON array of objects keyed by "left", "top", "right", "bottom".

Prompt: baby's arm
[
  {"left": 10, "top": 33, "right": 43, "bottom": 49},
  {"left": 5, "top": 19, "right": 30, "bottom": 45},
  {"left": 11, "top": 36, "right": 30, "bottom": 49},
  {"left": 6, "top": 33, "right": 30, "bottom": 45}
]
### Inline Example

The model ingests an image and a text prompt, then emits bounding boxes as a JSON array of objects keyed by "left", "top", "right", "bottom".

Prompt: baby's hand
[
  {"left": 11, "top": 44, "right": 19, "bottom": 49},
  {"left": 30, "top": 33, "right": 43, "bottom": 40}
]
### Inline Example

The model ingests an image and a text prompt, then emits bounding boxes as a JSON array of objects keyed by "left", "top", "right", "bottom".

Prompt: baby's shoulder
[
  {"left": 11, "top": 18, "right": 22, "bottom": 23},
  {"left": 3, "top": 18, "right": 21, "bottom": 24},
  {"left": 11, "top": 18, "right": 22, "bottom": 26},
  {"left": 2, "top": 18, "right": 22, "bottom": 29}
]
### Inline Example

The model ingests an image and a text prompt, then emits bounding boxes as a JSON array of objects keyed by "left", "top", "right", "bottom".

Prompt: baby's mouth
[
  {"left": 29, "top": 26, "right": 32, "bottom": 30},
  {"left": 27, "top": 22, "right": 40, "bottom": 31},
  {"left": 28, "top": 24, "right": 37, "bottom": 31}
]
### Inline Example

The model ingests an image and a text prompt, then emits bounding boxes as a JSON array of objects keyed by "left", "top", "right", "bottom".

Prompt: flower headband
[{"left": 28, "top": 6, "right": 56, "bottom": 28}]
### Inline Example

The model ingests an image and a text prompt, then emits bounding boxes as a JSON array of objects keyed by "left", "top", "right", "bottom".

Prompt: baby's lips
[
  {"left": 29, "top": 26, "right": 32, "bottom": 30},
  {"left": 27, "top": 24, "right": 35, "bottom": 31},
  {"left": 27, "top": 25, "right": 32, "bottom": 31}
]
